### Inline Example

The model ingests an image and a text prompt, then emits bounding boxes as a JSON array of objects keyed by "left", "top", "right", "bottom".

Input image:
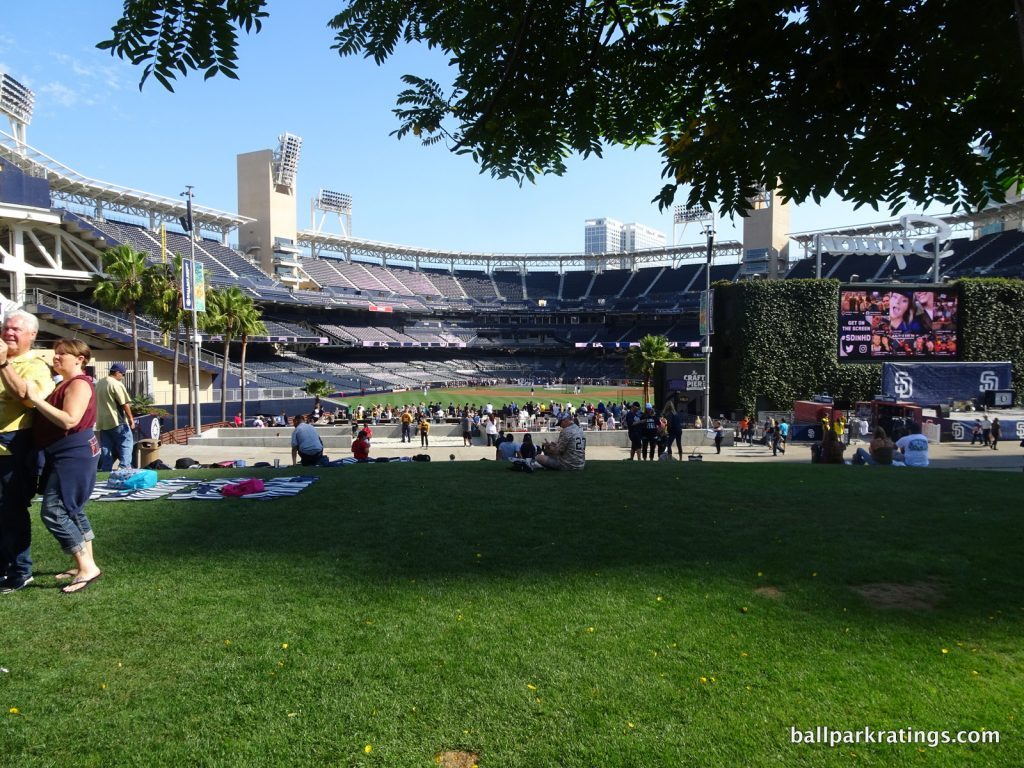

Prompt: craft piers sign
[{"left": 817, "top": 215, "right": 953, "bottom": 269}]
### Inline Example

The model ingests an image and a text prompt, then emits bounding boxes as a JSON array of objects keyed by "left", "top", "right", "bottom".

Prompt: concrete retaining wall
[{"left": 193, "top": 426, "right": 732, "bottom": 449}]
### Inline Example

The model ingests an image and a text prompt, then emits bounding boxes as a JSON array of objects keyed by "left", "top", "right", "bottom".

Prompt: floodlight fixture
[
  {"left": 316, "top": 189, "right": 353, "bottom": 214},
  {"left": 0, "top": 73, "right": 34, "bottom": 125},
  {"left": 1, "top": 73, "right": 34, "bottom": 147},
  {"left": 675, "top": 204, "right": 713, "bottom": 224},
  {"left": 273, "top": 132, "right": 303, "bottom": 189}
]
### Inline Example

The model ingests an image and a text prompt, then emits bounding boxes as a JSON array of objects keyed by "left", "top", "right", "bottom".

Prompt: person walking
[
  {"left": 95, "top": 362, "right": 135, "bottom": 471},
  {"left": 0, "top": 310, "right": 55, "bottom": 594},
  {"left": 990, "top": 417, "right": 1001, "bottom": 450},
  {"left": 26, "top": 339, "right": 103, "bottom": 593},
  {"left": 776, "top": 418, "right": 789, "bottom": 455}
]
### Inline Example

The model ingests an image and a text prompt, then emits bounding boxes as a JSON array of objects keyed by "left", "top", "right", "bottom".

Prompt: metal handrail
[{"left": 25, "top": 287, "right": 225, "bottom": 368}]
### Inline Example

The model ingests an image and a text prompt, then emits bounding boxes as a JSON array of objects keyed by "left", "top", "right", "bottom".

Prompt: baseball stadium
[{"left": 1, "top": 44, "right": 1023, "bottom": 768}]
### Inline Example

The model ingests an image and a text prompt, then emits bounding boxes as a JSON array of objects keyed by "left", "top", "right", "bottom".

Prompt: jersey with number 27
[{"left": 555, "top": 423, "right": 586, "bottom": 470}]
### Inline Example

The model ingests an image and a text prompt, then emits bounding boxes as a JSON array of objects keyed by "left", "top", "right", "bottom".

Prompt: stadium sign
[{"left": 817, "top": 215, "right": 953, "bottom": 270}]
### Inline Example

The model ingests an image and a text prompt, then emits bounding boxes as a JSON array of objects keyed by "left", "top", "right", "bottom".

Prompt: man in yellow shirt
[
  {"left": 0, "top": 310, "right": 55, "bottom": 593},
  {"left": 95, "top": 363, "right": 135, "bottom": 471},
  {"left": 400, "top": 407, "right": 413, "bottom": 443}
]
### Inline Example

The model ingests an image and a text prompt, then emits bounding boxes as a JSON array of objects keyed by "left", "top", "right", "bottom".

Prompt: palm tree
[
  {"left": 142, "top": 255, "right": 186, "bottom": 431},
  {"left": 234, "top": 296, "right": 266, "bottom": 422},
  {"left": 625, "top": 334, "right": 680, "bottom": 405},
  {"left": 92, "top": 244, "right": 148, "bottom": 396},
  {"left": 303, "top": 380, "right": 332, "bottom": 399},
  {"left": 203, "top": 286, "right": 265, "bottom": 423}
]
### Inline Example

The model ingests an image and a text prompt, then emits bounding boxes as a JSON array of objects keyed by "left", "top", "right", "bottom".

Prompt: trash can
[{"left": 134, "top": 439, "right": 160, "bottom": 468}]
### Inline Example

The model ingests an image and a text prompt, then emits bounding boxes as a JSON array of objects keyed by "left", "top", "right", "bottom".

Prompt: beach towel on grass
[
  {"left": 95, "top": 477, "right": 198, "bottom": 502},
  {"left": 326, "top": 456, "right": 413, "bottom": 466},
  {"left": 167, "top": 475, "right": 318, "bottom": 501}
]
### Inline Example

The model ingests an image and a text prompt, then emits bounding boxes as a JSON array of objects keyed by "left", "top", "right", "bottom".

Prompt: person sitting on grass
[
  {"left": 527, "top": 413, "right": 586, "bottom": 471},
  {"left": 518, "top": 433, "right": 537, "bottom": 460},
  {"left": 495, "top": 433, "right": 519, "bottom": 461},
  {"left": 895, "top": 421, "right": 930, "bottom": 467},
  {"left": 814, "top": 428, "right": 846, "bottom": 464},
  {"left": 351, "top": 429, "right": 371, "bottom": 462},
  {"left": 852, "top": 427, "right": 895, "bottom": 465}
]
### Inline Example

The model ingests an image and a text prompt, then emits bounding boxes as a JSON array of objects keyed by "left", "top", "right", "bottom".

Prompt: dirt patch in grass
[
  {"left": 851, "top": 580, "right": 945, "bottom": 611},
  {"left": 435, "top": 750, "right": 480, "bottom": 768},
  {"left": 754, "top": 586, "right": 783, "bottom": 599}
]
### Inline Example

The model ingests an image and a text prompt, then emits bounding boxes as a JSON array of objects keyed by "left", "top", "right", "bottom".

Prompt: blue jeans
[
  {"left": 0, "top": 430, "right": 39, "bottom": 581},
  {"left": 99, "top": 424, "right": 134, "bottom": 471},
  {"left": 40, "top": 470, "right": 95, "bottom": 555},
  {"left": 852, "top": 447, "right": 876, "bottom": 465}
]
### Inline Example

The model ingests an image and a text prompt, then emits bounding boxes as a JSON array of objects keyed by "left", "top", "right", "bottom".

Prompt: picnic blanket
[
  {"left": 326, "top": 456, "right": 414, "bottom": 466},
  {"left": 167, "top": 475, "right": 319, "bottom": 501},
  {"left": 94, "top": 477, "right": 198, "bottom": 502}
]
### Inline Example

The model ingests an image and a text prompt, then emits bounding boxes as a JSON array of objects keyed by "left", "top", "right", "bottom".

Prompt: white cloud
[
  {"left": 39, "top": 81, "right": 78, "bottom": 108},
  {"left": 51, "top": 51, "right": 127, "bottom": 93}
]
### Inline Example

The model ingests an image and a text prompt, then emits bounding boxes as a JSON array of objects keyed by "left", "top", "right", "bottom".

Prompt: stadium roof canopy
[
  {"left": 0, "top": 130, "right": 252, "bottom": 241},
  {"left": 298, "top": 230, "right": 744, "bottom": 271},
  {"left": 788, "top": 200, "right": 1024, "bottom": 248}
]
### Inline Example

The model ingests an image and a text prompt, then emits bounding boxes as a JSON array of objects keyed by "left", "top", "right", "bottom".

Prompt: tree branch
[
  {"left": 1017, "top": 0, "right": 1024, "bottom": 65},
  {"left": 450, "top": 0, "right": 537, "bottom": 152}
]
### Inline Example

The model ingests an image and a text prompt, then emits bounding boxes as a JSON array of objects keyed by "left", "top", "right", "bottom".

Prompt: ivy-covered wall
[
  {"left": 958, "top": 278, "right": 1024, "bottom": 404},
  {"left": 711, "top": 278, "right": 1022, "bottom": 416}
]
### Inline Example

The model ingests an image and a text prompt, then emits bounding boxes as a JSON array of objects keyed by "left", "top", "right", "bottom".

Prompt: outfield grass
[
  {"left": 321, "top": 385, "right": 643, "bottom": 414},
  {"left": 1, "top": 462, "right": 1021, "bottom": 766}
]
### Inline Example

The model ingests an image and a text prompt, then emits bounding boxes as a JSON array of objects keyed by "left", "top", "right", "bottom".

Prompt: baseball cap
[
  {"left": 558, "top": 412, "right": 573, "bottom": 422},
  {"left": 645, "top": 403, "right": 653, "bottom": 409},
  {"left": 110, "top": 363, "right": 127, "bottom": 375}
]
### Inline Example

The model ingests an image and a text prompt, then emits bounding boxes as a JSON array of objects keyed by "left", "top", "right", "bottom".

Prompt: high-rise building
[
  {"left": 585, "top": 218, "right": 666, "bottom": 253},
  {"left": 622, "top": 222, "right": 666, "bottom": 251},
  {"left": 584, "top": 218, "right": 624, "bottom": 253}
]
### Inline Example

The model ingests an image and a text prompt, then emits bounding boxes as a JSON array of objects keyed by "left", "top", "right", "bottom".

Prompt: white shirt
[{"left": 895, "top": 433, "right": 930, "bottom": 467}]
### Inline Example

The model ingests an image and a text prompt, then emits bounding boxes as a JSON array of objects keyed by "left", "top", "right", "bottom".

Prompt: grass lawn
[
  {"left": 321, "top": 385, "right": 644, "bottom": 413},
  {"left": 1, "top": 462, "right": 1021, "bottom": 766}
]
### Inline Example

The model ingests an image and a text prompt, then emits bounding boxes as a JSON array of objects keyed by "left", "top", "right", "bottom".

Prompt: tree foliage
[
  {"left": 100, "top": 1, "right": 1024, "bottom": 216},
  {"left": 92, "top": 244, "right": 148, "bottom": 397},
  {"left": 142, "top": 254, "right": 187, "bottom": 431},
  {"left": 98, "top": 0, "right": 267, "bottom": 91},
  {"left": 303, "top": 379, "right": 332, "bottom": 399},
  {"left": 626, "top": 334, "right": 680, "bottom": 404},
  {"left": 202, "top": 286, "right": 265, "bottom": 423}
]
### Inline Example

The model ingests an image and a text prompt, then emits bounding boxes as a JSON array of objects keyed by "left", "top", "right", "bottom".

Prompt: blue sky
[{"left": 2, "top": 1, "right": 914, "bottom": 255}]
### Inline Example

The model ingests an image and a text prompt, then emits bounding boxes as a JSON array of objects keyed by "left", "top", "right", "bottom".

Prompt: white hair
[{"left": 2, "top": 309, "right": 38, "bottom": 333}]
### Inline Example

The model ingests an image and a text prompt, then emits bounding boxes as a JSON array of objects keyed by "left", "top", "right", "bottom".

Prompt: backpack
[{"left": 175, "top": 457, "right": 200, "bottom": 469}]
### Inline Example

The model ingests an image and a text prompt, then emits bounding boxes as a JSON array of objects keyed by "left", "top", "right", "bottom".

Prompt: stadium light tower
[
  {"left": 0, "top": 73, "right": 35, "bottom": 149},
  {"left": 273, "top": 133, "right": 303, "bottom": 190},
  {"left": 312, "top": 188, "right": 353, "bottom": 237},
  {"left": 675, "top": 204, "right": 716, "bottom": 426}
]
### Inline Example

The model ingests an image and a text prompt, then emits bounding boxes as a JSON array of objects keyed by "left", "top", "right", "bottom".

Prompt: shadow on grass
[{"left": 92, "top": 462, "right": 1024, "bottom": 620}]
